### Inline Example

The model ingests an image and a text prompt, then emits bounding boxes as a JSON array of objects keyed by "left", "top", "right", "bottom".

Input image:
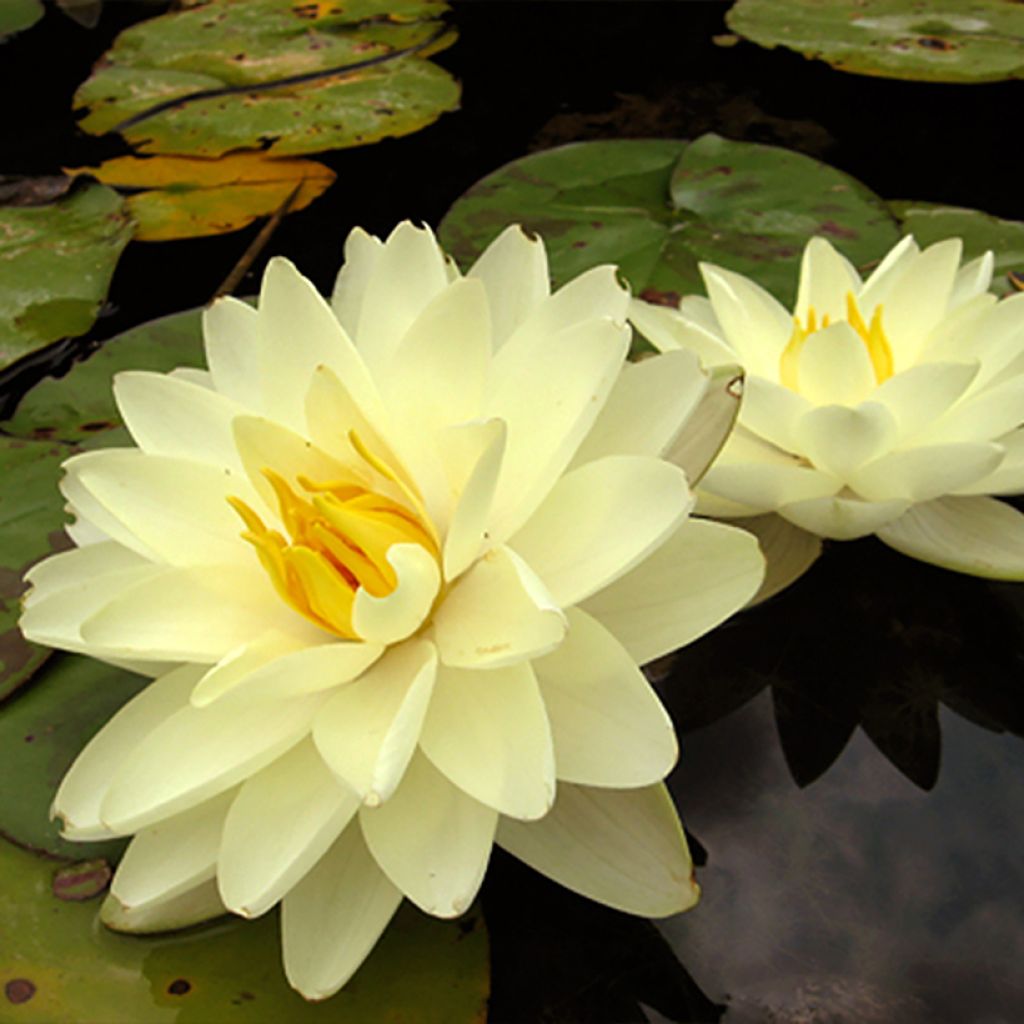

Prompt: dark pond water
[{"left": 2, "top": 3, "right": 1023, "bottom": 1021}]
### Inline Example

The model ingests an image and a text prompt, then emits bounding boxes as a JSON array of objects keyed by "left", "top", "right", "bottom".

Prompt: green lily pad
[
  {"left": 726, "top": 0, "right": 1024, "bottom": 83},
  {"left": 889, "top": 200, "right": 1024, "bottom": 296},
  {"left": 439, "top": 134, "right": 900, "bottom": 309},
  {"left": 0, "top": 837, "right": 489, "bottom": 1021},
  {"left": 0, "top": 183, "right": 133, "bottom": 371},
  {"left": 0, "top": 439, "right": 73, "bottom": 702},
  {"left": 0, "top": 654, "right": 146, "bottom": 859},
  {"left": 74, "top": 0, "right": 459, "bottom": 157},
  {"left": 0, "top": 0, "right": 43, "bottom": 38}
]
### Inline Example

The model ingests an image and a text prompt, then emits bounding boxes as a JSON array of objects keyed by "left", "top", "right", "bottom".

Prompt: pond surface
[{"left": 2, "top": 3, "right": 1022, "bottom": 1022}]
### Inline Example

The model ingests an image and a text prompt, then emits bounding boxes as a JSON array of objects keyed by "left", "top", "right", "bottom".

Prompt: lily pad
[
  {"left": 438, "top": 134, "right": 900, "bottom": 310},
  {"left": 0, "top": 183, "right": 133, "bottom": 370},
  {"left": 0, "top": 837, "right": 489, "bottom": 1021},
  {"left": 74, "top": 0, "right": 459, "bottom": 157},
  {"left": 889, "top": 200, "right": 1024, "bottom": 296},
  {"left": 0, "top": 0, "right": 43, "bottom": 39},
  {"left": 0, "top": 654, "right": 146, "bottom": 859},
  {"left": 726, "top": 0, "right": 1024, "bottom": 83},
  {"left": 65, "top": 153, "right": 336, "bottom": 241}
]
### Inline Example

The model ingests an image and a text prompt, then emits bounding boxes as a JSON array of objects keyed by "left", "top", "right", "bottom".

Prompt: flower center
[
  {"left": 779, "top": 292, "right": 894, "bottom": 392},
  {"left": 228, "top": 437, "right": 439, "bottom": 639}
]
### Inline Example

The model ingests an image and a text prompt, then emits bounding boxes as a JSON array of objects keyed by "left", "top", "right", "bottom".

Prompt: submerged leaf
[
  {"left": 73, "top": 0, "right": 459, "bottom": 157},
  {"left": 726, "top": 0, "right": 1024, "bottom": 84},
  {"left": 0, "top": 183, "right": 133, "bottom": 370},
  {"left": 439, "top": 134, "right": 899, "bottom": 311},
  {"left": 66, "top": 153, "right": 336, "bottom": 240}
]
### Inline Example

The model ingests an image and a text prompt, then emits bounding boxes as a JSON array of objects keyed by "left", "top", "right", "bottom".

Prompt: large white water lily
[
  {"left": 631, "top": 235, "right": 1024, "bottom": 589},
  {"left": 21, "top": 223, "right": 764, "bottom": 1001}
]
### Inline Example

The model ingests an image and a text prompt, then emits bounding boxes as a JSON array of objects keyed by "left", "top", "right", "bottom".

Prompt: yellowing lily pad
[
  {"left": 726, "top": 0, "right": 1024, "bottom": 83},
  {"left": 0, "top": 183, "right": 133, "bottom": 370},
  {"left": 889, "top": 200, "right": 1024, "bottom": 296},
  {"left": 73, "top": 0, "right": 459, "bottom": 157},
  {"left": 66, "top": 153, "right": 336, "bottom": 240},
  {"left": 0, "top": 837, "right": 489, "bottom": 1022},
  {"left": 439, "top": 134, "right": 900, "bottom": 310}
]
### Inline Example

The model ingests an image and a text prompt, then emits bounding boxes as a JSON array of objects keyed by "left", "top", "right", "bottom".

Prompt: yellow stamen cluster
[
  {"left": 779, "top": 292, "right": 894, "bottom": 392},
  {"left": 229, "top": 466, "right": 438, "bottom": 639}
]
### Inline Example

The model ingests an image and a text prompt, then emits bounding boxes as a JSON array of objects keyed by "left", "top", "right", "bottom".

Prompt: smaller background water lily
[{"left": 631, "top": 234, "right": 1024, "bottom": 594}]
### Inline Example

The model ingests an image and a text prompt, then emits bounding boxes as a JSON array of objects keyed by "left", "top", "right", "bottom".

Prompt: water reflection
[
  {"left": 664, "top": 696, "right": 1024, "bottom": 1023},
  {"left": 657, "top": 537, "right": 1024, "bottom": 790}
]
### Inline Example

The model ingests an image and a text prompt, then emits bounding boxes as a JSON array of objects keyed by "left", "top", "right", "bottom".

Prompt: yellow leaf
[{"left": 64, "top": 152, "right": 336, "bottom": 241}]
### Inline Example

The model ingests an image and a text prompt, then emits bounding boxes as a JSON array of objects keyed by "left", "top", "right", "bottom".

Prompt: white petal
[
  {"left": 739, "top": 375, "right": 813, "bottom": 453},
  {"left": 571, "top": 348, "right": 708, "bottom": 467},
  {"left": 195, "top": 637, "right": 384, "bottom": 705},
  {"left": 485, "top": 316, "right": 629, "bottom": 540},
  {"left": 850, "top": 442, "right": 1004, "bottom": 503},
  {"left": 778, "top": 494, "right": 911, "bottom": 540},
  {"left": 113, "top": 371, "right": 247, "bottom": 470},
  {"left": 467, "top": 224, "right": 549, "bottom": 349},
  {"left": 100, "top": 691, "right": 322, "bottom": 832},
  {"left": 355, "top": 222, "right": 450, "bottom": 377},
  {"left": 664, "top": 362, "right": 745, "bottom": 486},
  {"left": 700, "top": 263, "right": 793, "bottom": 379},
  {"left": 432, "top": 545, "right": 566, "bottom": 669},
  {"left": 360, "top": 751, "right": 496, "bottom": 918},
  {"left": 736, "top": 514, "right": 822, "bottom": 603},
  {"left": 101, "top": 877, "right": 226, "bottom": 935},
  {"left": 872, "top": 361, "right": 979, "bottom": 443},
  {"left": 64, "top": 449, "right": 258, "bottom": 567},
  {"left": 795, "top": 401, "right": 898, "bottom": 477},
  {"left": 218, "top": 738, "right": 360, "bottom": 918},
  {"left": 112, "top": 790, "right": 234, "bottom": 910},
  {"left": 351, "top": 543, "right": 441, "bottom": 645},
  {"left": 442, "top": 419, "right": 506, "bottom": 581},
  {"left": 535, "top": 608, "right": 677, "bottom": 787},
  {"left": 313, "top": 639, "right": 437, "bottom": 805},
  {"left": 877, "top": 496, "right": 1024, "bottom": 579},
  {"left": 331, "top": 226, "right": 383, "bottom": 337},
  {"left": 257, "top": 256, "right": 380, "bottom": 433},
  {"left": 628, "top": 298, "right": 738, "bottom": 368},
  {"left": 80, "top": 562, "right": 297, "bottom": 662},
  {"left": 511, "top": 455, "right": 692, "bottom": 607},
  {"left": 794, "top": 321, "right": 877, "bottom": 405},
  {"left": 420, "top": 661, "right": 555, "bottom": 820},
  {"left": 203, "top": 296, "right": 262, "bottom": 408},
  {"left": 52, "top": 664, "right": 203, "bottom": 840},
  {"left": 497, "top": 782, "right": 698, "bottom": 918},
  {"left": 877, "top": 238, "right": 962, "bottom": 370},
  {"left": 582, "top": 518, "right": 764, "bottom": 666},
  {"left": 795, "top": 237, "right": 862, "bottom": 324}
]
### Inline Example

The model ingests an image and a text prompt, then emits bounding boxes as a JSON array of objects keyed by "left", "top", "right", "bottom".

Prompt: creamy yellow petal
[
  {"left": 420, "top": 662, "right": 555, "bottom": 820},
  {"left": 581, "top": 518, "right": 764, "bottom": 666},
  {"left": 101, "top": 876, "right": 226, "bottom": 935},
  {"left": 778, "top": 494, "right": 911, "bottom": 540},
  {"left": 100, "top": 691, "right": 322, "bottom": 833},
  {"left": 956, "top": 427, "right": 1024, "bottom": 495},
  {"left": 856, "top": 234, "right": 919, "bottom": 313},
  {"left": 23, "top": 541, "right": 147, "bottom": 603},
  {"left": 52, "top": 664, "right": 203, "bottom": 840},
  {"left": 350, "top": 543, "right": 441, "bottom": 645},
  {"left": 432, "top": 545, "right": 566, "bottom": 669},
  {"left": 218, "top": 738, "right": 360, "bottom": 919},
  {"left": 510, "top": 455, "right": 691, "bottom": 607},
  {"left": 877, "top": 495, "right": 1024, "bottom": 579},
  {"left": 497, "top": 782, "right": 698, "bottom": 918},
  {"left": 190, "top": 631, "right": 313, "bottom": 707},
  {"left": 924, "top": 375, "right": 1024, "bottom": 445},
  {"left": 735, "top": 514, "right": 822, "bottom": 604},
  {"left": 795, "top": 236, "right": 862, "bottom": 324},
  {"left": 849, "top": 442, "right": 1004, "bottom": 503},
  {"left": 793, "top": 321, "right": 877, "bottom": 405},
  {"left": 203, "top": 296, "right": 263, "bottom": 409},
  {"left": 111, "top": 789, "right": 235, "bottom": 910},
  {"left": 950, "top": 251, "right": 995, "bottom": 308},
  {"left": 359, "top": 751, "right": 496, "bottom": 918},
  {"left": 114, "top": 370, "right": 247, "bottom": 470},
  {"left": 570, "top": 348, "right": 708, "bottom": 467},
  {"left": 795, "top": 402, "right": 898, "bottom": 478},
  {"left": 871, "top": 361, "right": 979, "bottom": 443},
  {"left": 330, "top": 226, "right": 383, "bottom": 338},
  {"left": 628, "top": 298, "right": 737, "bottom": 367},
  {"left": 313, "top": 639, "right": 437, "bottom": 805},
  {"left": 739, "top": 375, "right": 813, "bottom": 452},
  {"left": 282, "top": 822, "right": 402, "bottom": 1000},
  {"left": 466, "top": 224, "right": 549, "bottom": 349},
  {"left": 701, "top": 460, "right": 842, "bottom": 511},
  {"left": 534, "top": 608, "right": 676, "bottom": 787}
]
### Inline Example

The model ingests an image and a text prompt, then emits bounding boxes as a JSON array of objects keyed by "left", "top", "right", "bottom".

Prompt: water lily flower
[
  {"left": 21, "top": 223, "right": 764, "bottom": 1000},
  {"left": 631, "top": 235, "right": 1024, "bottom": 590}
]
